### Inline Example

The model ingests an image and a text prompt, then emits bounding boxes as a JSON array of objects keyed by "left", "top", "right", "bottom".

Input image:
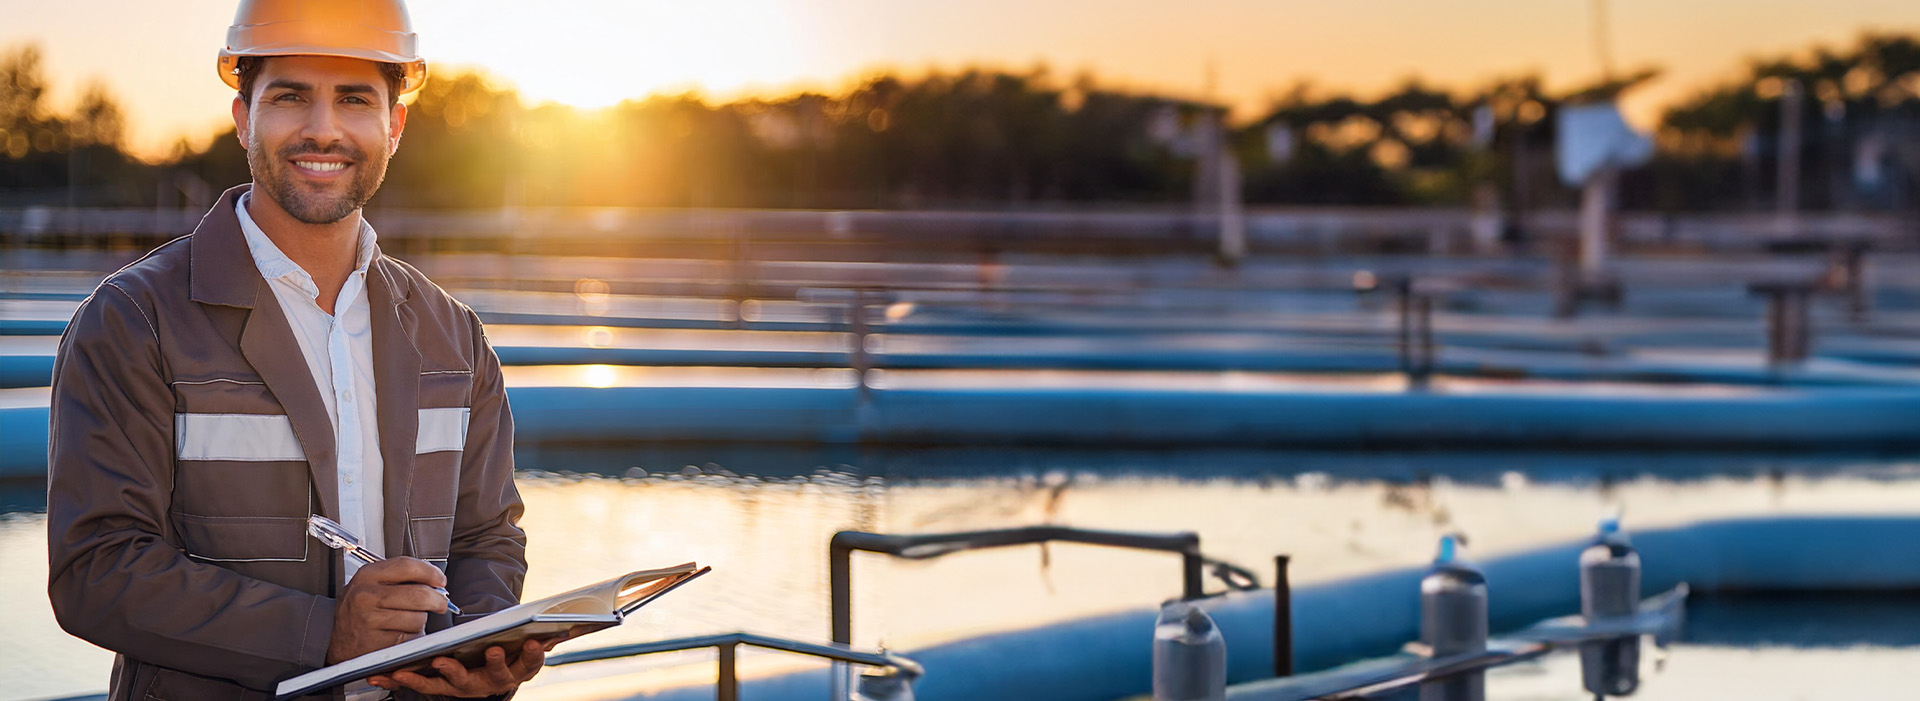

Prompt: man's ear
[
  {"left": 388, "top": 101, "right": 407, "bottom": 155},
  {"left": 231, "top": 95, "right": 250, "bottom": 147}
]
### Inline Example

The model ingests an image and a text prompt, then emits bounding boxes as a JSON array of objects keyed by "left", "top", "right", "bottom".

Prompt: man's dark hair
[{"left": 234, "top": 56, "right": 406, "bottom": 108}]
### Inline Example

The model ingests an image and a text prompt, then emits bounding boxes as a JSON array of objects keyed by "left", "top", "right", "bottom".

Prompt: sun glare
[{"left": 417, "top": 0, "right": 814, "bottom": 108}]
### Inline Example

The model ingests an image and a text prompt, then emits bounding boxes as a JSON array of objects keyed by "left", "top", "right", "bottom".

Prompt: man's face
[{"left": 232, "top": 55, "right": 407, "bottom": 225}]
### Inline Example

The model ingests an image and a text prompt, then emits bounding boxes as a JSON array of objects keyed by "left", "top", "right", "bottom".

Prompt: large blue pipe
[
  {"left": 10, "top": 384, "right": 1920, "bottom": 476},
  {"left": 590, "top": 515, "right": 1920, "bottom": 701},
  {"left": 8, "top": 343, "right": 1916, "bottom": 389}
]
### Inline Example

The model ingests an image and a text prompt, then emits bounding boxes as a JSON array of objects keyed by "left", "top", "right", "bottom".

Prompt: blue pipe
[
  {"left": 590, "top": 516, "right": 1920, "bottom": 701},
  {"left": 11, "top": 385, "right": 1920, "bottom": 476}
]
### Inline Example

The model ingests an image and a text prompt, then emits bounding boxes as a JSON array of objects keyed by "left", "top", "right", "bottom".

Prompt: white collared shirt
[{"left": 236, "top": 192, "right": 385, "bottom": 584}]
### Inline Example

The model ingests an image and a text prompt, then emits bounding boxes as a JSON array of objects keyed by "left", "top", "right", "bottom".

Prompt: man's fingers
[
  {"left": 371, "top": 583, "right": 449, "bottom": 614},
  {"left": 360, "top": 556, "right": 448, "bottom": 588},
  {"left": 433, "top": 656, "right": 476, "bottom": 688},
  {"left": 513, "top": 640, "right": 549, "bottom": 682},
  {"left": 389, "top": 670, "right": 458, "bottom": 696},
  {"left": 365, "top": 609, "right": 428, "bottom": 634},
  {"left": 485, "top": 646, "right": 519, "bottom": 687}
]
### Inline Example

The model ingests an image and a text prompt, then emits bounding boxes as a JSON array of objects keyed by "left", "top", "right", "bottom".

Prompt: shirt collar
[{"left": 235, "top": 191, "right": 381, "bottom": 297}]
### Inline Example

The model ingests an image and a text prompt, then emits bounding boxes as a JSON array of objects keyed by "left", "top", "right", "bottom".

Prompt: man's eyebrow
[
  {"left": 335, "top": 84, "right": 379, "bottom": 97},
  {"left": 263, "top": 79, "right": 313, "bottom": 93}
]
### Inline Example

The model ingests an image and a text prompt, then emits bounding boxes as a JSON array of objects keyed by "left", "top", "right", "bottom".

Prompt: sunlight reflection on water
[{"left": 5, "top": 453, "right": 1920, "bottom": 700}]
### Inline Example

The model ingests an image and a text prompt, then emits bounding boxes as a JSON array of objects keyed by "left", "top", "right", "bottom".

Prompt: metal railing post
[
  {"left": 1274, "top": 555, "right": 1293, "bottom": 678},
  {"left": 1182, "top": 550, "right": 1206, "bottom": 602},
  {"left": 1396, "top": 277, "right": 1414, "bottom": 378},
  {"left": 1750, "top": 281, "right": 1815, "bottom": 366},
  {"left": 718, "top": 640, "right": 739, "bottom": 701},
  {"left": 831, "top": 541, "right": 854, "bottom": 646},
  {"left": 831, "top": 537, "right": 856, "bottom": 701},
  {"left": 850, "top": 288, "right": 872, "bottom": 399},
  {"left": 1840, "top": 242, "right": 1869, "bottom": 322}
]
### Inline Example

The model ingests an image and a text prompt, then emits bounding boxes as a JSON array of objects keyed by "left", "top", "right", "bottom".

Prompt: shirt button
[
  {"left": 341, "top": 390, "right": 354, "bottom": 402},
  {"left": 343, "top": 474, "right": 355, "bottom": 485}
]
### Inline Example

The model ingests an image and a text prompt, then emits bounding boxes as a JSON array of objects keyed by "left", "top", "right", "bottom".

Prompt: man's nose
[{"left": 299, "top": 100, "right": 347, "bottom": 145}]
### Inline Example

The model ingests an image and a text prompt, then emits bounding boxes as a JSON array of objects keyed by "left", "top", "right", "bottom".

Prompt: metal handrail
[
  {"left": 829, "top": 526, "right": 1212, "bottom": 646},
  {"left": 1225, "top": 584, "right": 1690, "bottom": 701},
  {"left": 547, "top": 631, "right": 921, "bottom": 701},
  {"left": 828, "top": 526, "right": 1241, "bottom": 701}
]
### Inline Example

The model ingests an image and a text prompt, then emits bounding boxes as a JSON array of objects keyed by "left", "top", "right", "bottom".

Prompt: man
[{"left": 47, "top": 1, "right": 544, "bottom": 698}]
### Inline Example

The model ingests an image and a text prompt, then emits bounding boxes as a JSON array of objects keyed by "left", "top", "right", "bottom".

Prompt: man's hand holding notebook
[{"left": 276, "top": 563, "right": 712, "bottom": 700}]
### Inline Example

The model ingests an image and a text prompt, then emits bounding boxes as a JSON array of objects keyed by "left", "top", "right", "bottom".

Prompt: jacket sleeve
[
  {"left": 46, "top": 283, "right": 336, "bottom": 690},
  {"left": 444, "top": 308, "right": 527, "bottom": 621}
]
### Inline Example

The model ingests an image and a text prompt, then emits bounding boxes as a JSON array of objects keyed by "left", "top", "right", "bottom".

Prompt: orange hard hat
[{"left": 217, "top": 0, "right": 428, "bottom": 97}]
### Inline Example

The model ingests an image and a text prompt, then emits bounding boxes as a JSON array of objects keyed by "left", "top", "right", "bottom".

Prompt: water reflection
[
  {"left": 1487, "top": 593, "right": 1920, "bottom": 700},
  {"left": 4, "top": 451, "right": 1920, "bottom": 700},
  {"left": 484, "top": 324, "right": 850, "bottom": 354}
]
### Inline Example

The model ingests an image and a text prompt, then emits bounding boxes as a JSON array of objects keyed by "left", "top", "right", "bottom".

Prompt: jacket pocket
[
  {"left": 171, "top": 376, "right": 282, "bottom": 415},
  {"left": 170, "top": 458, "right": 309, "bottom": 520},
  {"left": 172, "top": 512, "right": 309, "bottom": 563},
  {"left": 409, "top": 515, "right": 455, "bottom": 562},
  {"left": 142, "top": 664, "right": 271, "bottom": 701},
  {"left": 419, "top": 369, "right": 473, "bottom": 408}
]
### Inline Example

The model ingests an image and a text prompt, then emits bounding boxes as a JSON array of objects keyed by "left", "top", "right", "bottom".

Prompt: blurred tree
[
  {"left": 68, "top": 81, "right": 125, "bottom": 148},
  {"left": 1657, "top": 33, "right": 1920, "bottom": 211},
  {"left": 9, "top": 33, "right": 1920, "bottom": 212}
]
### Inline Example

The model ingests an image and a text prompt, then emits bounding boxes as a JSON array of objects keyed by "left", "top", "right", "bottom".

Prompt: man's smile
[{"left": 291, "top": 158, "right": 353, "bottom": 177}]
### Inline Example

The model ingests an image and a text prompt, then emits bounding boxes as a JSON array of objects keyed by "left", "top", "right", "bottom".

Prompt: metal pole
[
  {"left": 1777, "top": 80, "right": 1803, "bottom": 222},
  {"left": 1182, "top": 550, "right": 1206, "bottom": 602},
  {"left": 1843, "top": 243, "right": 1869, "bottom": 322},
  {"left": 830, "top": 538, "right": 854, "bottom": 701},
  {"left": 831, "top": 541, "right": 853, "bottom": 644},
  {"left": 1786, "top": 289, "right": 1811, "bottom": 362},
  {"left": 718, "top": 640, "right": 739, "bottom": 701},
  {"left": 1274, "top": 555, "right": 1293, "bottom": 678},
  {"left": 1396, "top": 278, "right": 1414, "bottom": 379},
  {"left": 1578, "top": 170, "right": 1612, "bottom": 277},
  {"left": 851, "top": 288, "right": 872, "bottom": 399},
  {"left": 1416, "top": 295, "right": 1435, "bottom": 386}
]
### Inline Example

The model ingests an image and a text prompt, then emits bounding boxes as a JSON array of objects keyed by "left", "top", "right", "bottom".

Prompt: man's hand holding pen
[
  {"left": 325, "top": 557, "right": 553, "bottom": 696},
  {"left": 315, "top": 513, "right": 551, "bottom": 697},
  {"left": 326, "top": 556, "right": 455, "bottom": 665}
]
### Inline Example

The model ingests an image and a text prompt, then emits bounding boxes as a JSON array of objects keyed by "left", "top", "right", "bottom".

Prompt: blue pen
[{"left": 307, "top": 514, "right": 462, "bottom": 615}]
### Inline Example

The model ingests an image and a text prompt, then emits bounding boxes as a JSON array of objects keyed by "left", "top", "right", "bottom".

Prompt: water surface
[{"left": 5, "top": 450, "right": 1918, "bottom": 700}]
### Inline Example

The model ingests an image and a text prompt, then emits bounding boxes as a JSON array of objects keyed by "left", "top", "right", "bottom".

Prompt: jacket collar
[
  {"left": 188, "top": 184, "right": 264, "bottom": 309},
  {"left": 190, "top": 183, "right": 412, "bottom": 309}
]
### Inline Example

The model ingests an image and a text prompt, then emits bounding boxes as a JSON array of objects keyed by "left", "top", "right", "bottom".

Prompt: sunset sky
[{"left": 4, "top": 0, "right": 1917, "bottom": 160}]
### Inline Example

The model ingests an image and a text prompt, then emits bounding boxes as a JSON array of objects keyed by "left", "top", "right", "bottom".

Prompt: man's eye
[
  {"left": 344, "top": 96, "right": 370, "bottom": 105},
  {"left": 272, "top": 94, "right": 302, "bottom": 103}
]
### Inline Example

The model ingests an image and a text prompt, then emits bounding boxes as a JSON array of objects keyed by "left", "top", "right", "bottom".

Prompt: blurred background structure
[
  {"left": 6, "top": 2, "right": 1920, "bottom": 700},
  {"left": 6, "top": 32, "right": 1920, "bottom": 214}
]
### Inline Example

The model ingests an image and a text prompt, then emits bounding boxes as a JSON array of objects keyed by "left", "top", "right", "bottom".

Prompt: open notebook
[{"left": 275, "top": 562, "right": 709, "bottom": 700}]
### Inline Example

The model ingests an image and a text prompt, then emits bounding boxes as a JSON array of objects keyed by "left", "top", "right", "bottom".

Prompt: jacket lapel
[
  {"left": 369, "top": 257, "right": 422, "bottom": 558},
  {"left": 239, "top": 282, "right": 342, "bottom": 521},
  {"left": 193, "top": 184, "right": 340, "bottom": 522}
]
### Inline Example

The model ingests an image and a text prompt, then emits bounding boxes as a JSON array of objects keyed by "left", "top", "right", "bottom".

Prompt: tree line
[{"left": 3, "top": 33, "right": 1918, "bottom": 212}]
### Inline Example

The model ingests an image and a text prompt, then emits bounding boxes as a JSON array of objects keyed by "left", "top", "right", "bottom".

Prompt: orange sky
[{"left": 5, "top": 0, "right": 1918, "bottom": 160}]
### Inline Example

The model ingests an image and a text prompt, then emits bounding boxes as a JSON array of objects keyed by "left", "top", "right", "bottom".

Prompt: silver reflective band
[
  {"left": 175, "top": 413, "right": 305, "bottom": 461},
  {"left": 416, "top": 407, "right": 471, "bottom": 454}
]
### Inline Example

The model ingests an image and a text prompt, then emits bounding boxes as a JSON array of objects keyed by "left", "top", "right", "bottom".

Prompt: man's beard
[{"left": 246, "top": 136, "right": 387, "bottom": 225}]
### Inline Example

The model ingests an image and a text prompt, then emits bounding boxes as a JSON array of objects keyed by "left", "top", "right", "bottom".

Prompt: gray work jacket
[{"left": 47, "top": 184, "right": 527, "bottom": 700}]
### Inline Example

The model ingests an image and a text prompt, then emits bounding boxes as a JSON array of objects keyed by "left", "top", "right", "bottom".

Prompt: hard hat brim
[{"left": 219, "top": 50, "right": 427, "bottom": 97}]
